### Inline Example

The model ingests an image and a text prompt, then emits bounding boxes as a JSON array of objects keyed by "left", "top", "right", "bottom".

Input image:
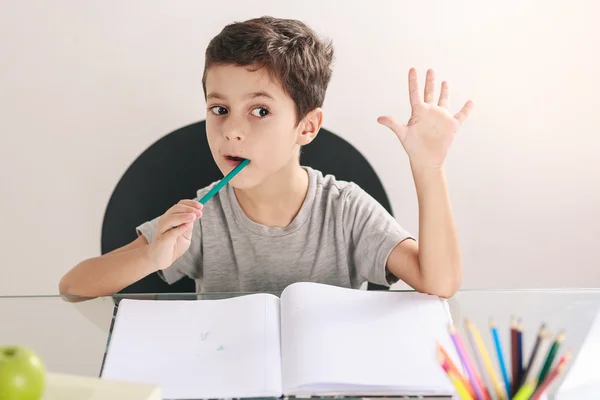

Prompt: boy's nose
[{"left": 224, "top": 131, "right": 244, "bottom": 141}]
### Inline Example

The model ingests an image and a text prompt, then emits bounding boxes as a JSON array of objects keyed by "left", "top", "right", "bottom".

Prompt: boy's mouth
[{"left": 224, "top": 155, "right": 248, "bottom": 167}]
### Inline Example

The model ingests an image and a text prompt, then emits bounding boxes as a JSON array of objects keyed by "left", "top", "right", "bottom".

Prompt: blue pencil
[
  {"left": 199, "top": 159, "right": 250, "bottom": 204},
  {"left": 490, "top": 319, "right": 511, "bottom": 398}
]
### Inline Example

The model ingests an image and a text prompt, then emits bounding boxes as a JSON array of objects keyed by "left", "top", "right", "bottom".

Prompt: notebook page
[
  {"left": 101, "top": 294, "right": 282, "bottom": 399},
  {"left": 280, "top": 282, "right": 458, "bottom": 396}
]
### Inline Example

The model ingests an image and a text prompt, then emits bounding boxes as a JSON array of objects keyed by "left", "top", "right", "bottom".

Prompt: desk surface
[{"left": 1, "top": 289, "right": 598, "bottom": 399}]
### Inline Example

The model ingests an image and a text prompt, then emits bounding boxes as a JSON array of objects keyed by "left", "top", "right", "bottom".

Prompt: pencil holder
[{"left": 437, "top": 317, "right": 568, "bottom": 400}]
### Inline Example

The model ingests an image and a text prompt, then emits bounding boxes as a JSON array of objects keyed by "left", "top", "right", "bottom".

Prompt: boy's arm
[
  {"left": 385, "top": 165, "right": 461, "bottom": 298},
  {"left": 59, "top": 199, "right": 202, "bottom": 297},
  {"left": 378, "top": 68, "right": 473, "bottom": 298},
  {"left": 58, "top": 236, "right": 157, "bottom": 297}
]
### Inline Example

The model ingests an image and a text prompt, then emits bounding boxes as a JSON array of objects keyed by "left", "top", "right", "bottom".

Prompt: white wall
[{"left": 1, "top": 0, "right": 599, "bottom": 295}]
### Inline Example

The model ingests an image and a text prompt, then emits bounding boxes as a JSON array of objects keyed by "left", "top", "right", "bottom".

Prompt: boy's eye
[
  {"left": 251, "top": 107, "right": 270, "bottom": 118},
  {"left": 209, "top": 106, "right": 228, "bottom": 116}
]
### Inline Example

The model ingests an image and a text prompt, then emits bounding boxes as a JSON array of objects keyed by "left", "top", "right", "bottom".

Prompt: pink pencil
[{"left": 449, "top": 324, "right": 490, "bottom": 400}]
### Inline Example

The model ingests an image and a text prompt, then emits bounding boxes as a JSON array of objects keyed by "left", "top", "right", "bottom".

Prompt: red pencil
[
  {"left": 438, "top": 350, "right": 475, "bottom": 400},
  {"left": 530, "top": 350, "right": 571, "bottom": 400}
]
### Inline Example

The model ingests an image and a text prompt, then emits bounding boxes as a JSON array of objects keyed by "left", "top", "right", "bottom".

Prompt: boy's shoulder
[
  {"left": 307, "top": 166, "right": 359, "bottom": 193},
  {"left": 307, "top": 166, "right": 376, "bottom": 210}
]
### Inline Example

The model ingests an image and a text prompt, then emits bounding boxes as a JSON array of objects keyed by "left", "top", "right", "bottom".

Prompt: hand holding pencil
[
  {"left": 148, "top": 159, "right": 249, "bottom": 272},
  {"left": 148, "top": 199, "right": 204, "bottom": 271}
]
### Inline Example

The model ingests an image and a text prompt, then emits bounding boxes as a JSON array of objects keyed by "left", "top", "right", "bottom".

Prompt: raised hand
[{"left": 378, "top": 68, "right": 473, "bottom": 169}]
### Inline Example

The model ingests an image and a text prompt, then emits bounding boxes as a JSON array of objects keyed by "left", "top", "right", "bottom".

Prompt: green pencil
[
  {"left": 538, "top": 331, "right": 565, "bottom": 383},
  {"left": 199, "top": 159, "right": 250, "bottom": 205}
]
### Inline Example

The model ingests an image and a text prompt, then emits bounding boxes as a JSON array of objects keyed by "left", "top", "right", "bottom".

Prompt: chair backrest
[{"left": 101, "top": 121, "right": 393, "bottom": 293}]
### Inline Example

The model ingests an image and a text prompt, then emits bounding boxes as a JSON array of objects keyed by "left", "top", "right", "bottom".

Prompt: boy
[{"left": 59, "top": 16, "right": 472, "bottom": 299}]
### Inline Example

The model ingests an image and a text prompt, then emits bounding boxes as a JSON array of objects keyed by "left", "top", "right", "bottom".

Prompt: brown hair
[{"left": 202, "top": 16, "right": 335, "bottom": 125}]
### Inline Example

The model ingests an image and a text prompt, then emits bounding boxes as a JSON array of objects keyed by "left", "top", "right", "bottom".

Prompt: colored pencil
[
  {"left": 464, "top": 321, "right": 492, "bottom": 400},
  {"left": 538, "top": 331, "right": 565, "bottom": 383},
  {"left": 521, "top": 324, "right": 550, "bottom": 389},
  {"left": 438, "top": 347, "right": 475, "bottom": 400},
  {"left": 466, "top": 319, "right": 507, "bottom": 400},
  {"left": 512, "top": 381, "right": 536, "bottom": 400},
  {"left": 438, "top": 343, "right": 477, "bottom": 398},
  {"left": 522, "top": 327, "right": 553, "bottom": 386},
  {"left": 199, "top": 158, "right": 250, "bottom": 204},
  {"left": 531, "top": 350, "right": 571, "bottom": 400},
  {"left": 510, "top": 317, "right": 519, "bottom": 394},
  {"left": 516, "top": 319, "right": 524, "bottom": 389},
  {"left": 490, "top": 319, "right": 511, "bottom": 398},
  {"left": 449, "top": 324, "right": 489, "bottom": 400}
]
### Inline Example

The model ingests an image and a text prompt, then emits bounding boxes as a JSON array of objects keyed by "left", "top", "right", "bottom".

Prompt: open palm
[{"left": 378, "top": 68, "right": 473, "bottom": 169}]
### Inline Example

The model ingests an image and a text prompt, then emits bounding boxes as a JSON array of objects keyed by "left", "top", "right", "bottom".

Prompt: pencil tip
[
  {"left": 565, "top": 349, "right": 573, "bottom": 358},
  {"left": 510, "top": 317, "right": 518, "bottom": 328},
  {"left": 436, "top": 348, "right": 444, "bottom": 361},
  {"left": 515, "top": 318, "right": 524, "bottom": 330},
  {"left": 542, "top": 327, "right": 553, "bottom": 338}
]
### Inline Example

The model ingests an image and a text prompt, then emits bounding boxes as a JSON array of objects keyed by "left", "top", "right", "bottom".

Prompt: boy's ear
[{"left": 297, "top": 108, "right": 324, "bottom": 146}]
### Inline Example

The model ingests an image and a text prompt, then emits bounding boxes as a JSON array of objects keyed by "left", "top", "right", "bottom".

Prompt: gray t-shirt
[{"left": 136, "top": 166, "right": 413, "bottom": 293}]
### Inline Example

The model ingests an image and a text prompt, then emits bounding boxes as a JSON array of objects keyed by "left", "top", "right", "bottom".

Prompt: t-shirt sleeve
[
  {"left": 342, "top": 183, "right": 414, "bottom": 287},
  {"left": 136, "top": 211, "right": 203, "bottom": 285}
]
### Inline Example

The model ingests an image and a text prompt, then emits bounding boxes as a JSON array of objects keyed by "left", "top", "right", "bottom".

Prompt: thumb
[
  {"left": 377, "top": 115, "right": 408, "bottom": 141},
  {"left": 164, "top": 222, "right": 193, "bottom": 242}
]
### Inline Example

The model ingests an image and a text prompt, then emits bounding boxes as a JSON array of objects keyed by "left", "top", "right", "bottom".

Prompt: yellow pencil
[
  {"left": 512, "top": 380, "right": 536, "bottom": 400},
  {"left": 466, "top": 319, "right": 507, "bottom": 400},
  {"left": 448, "top": 369, "right": 475, "bottom": 400}
]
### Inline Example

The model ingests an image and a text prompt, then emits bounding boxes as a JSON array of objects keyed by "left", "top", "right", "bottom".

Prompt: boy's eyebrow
[{"left": 206, "top": 91, "right": 276, "bottom": 101}]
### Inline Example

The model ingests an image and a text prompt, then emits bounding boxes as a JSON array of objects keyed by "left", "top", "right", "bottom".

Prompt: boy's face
[{"left": 204, "top": 64, "right": 320, "bottom": 189}]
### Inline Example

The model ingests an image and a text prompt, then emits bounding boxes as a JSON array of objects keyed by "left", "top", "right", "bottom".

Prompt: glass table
[{"left": 1, "top": 289, "right": 598, "bottom": 399}]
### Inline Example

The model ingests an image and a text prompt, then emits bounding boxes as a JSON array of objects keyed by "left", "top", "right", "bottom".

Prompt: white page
[
  {"left": 557, "top": 309, "right": 600, "bottom": 398},
  {"left": 101, "top": 294, "right": 282, "bottom": 399},
  {"left": 280, "top": 282, "right": 459, "bottom": 396}
]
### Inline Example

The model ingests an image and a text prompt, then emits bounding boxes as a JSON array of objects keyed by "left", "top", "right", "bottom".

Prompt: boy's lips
[{"left": 223, "top": 154, "right": 248, "bottom": 168}]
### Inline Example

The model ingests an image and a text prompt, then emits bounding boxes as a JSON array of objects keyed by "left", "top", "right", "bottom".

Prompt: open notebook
[{"left": 101, "top": 282, "right": 460, "bottom": 399}]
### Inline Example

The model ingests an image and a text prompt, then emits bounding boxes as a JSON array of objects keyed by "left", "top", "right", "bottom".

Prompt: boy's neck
[{"left": 233, "top": 161, "right": 309, "bottom": 228}]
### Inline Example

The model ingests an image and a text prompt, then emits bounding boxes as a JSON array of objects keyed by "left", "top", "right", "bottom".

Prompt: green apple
[{"left": 0, "top": 346, "right": 46, "bottom": 400}]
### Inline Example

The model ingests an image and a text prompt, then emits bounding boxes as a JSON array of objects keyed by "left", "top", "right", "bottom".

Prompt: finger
[
  {"left": 169, "top": 204, "right": 203, "bottom": 216},
  {"left": 158, "top": 212, "right": 198, "bottom": 234},
  {"left": 438, "top": 81, "right": 449, "bottom": 108},
  {"left": 454, "top": 100, "right": 474, "bottom": 125},
  {"left": 181, "top": 222, "right": 194, "bottom": 241},
  {"left": 164, "top": 222, "right": 193, "bottom": 241},
  {"left": 408, "top": 68, "right": 421, "bottom": 107},
  {"left": 178, "top": 199, "right": 203, "bottom": 210},
  {"left": 169, "top": 210, "right": 202, "bottom": 229},
  {"left": 377, "top": 115, "right": 408, "bottom": 141},
  {"left": 424, "top": 69, "right": 436, "bottom": 104}
]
